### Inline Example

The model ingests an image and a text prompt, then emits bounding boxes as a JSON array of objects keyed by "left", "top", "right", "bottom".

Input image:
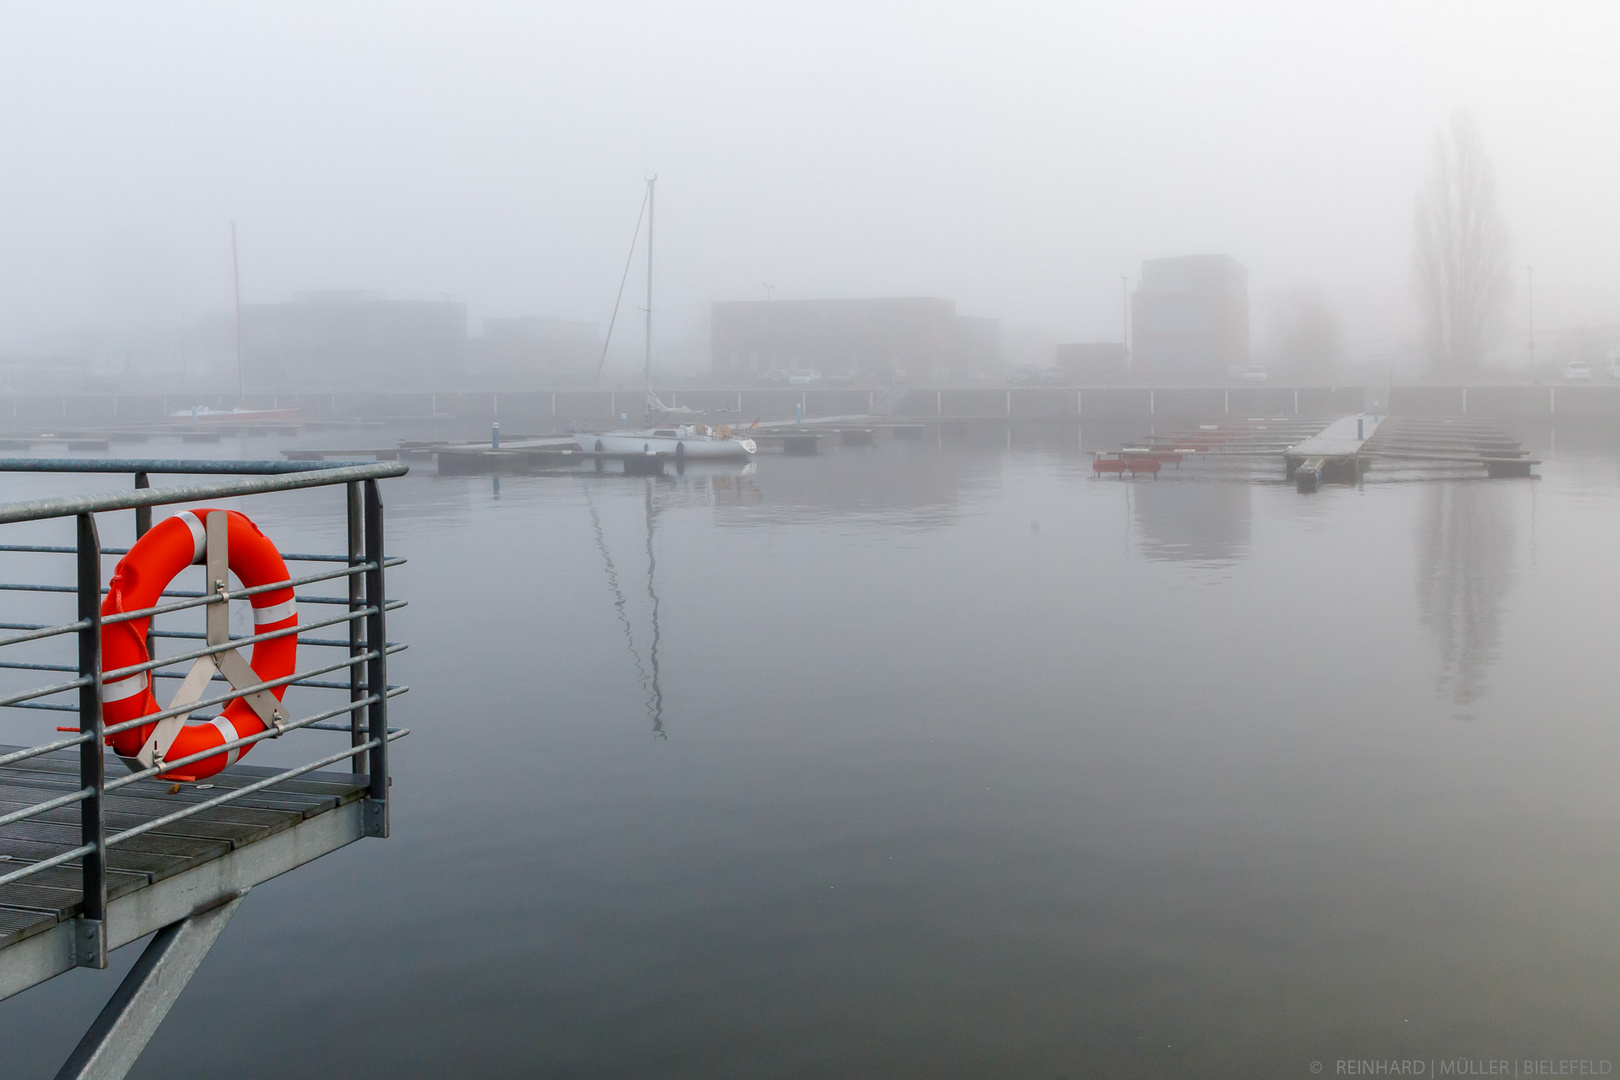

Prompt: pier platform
[
  {"left": 0, "top": 748, "right": 369, "bottom": 1000},
  {"left": 0, "top": 458, "right": 405, "bottom": 1076}
]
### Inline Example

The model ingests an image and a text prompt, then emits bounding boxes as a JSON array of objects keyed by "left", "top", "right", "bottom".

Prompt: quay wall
[{"left": 0, "top": 384, "right": 1614, "bottom": 432}]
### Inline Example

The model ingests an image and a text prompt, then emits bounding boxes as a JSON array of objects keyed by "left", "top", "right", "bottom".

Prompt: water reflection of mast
[
  {"left": 583, "top": 482, "right": 664, "bottom": 736},
  {"left": 643, "top": 480, "right": 664, "bottom": 735}
]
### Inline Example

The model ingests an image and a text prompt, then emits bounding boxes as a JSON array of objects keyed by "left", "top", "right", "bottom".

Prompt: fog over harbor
[
  {"left": 1, "top": 2, "right": 1618, "bottom": 385},
  {"left": 4, "top": 4, "right": 1620, "bottom": 1079}
]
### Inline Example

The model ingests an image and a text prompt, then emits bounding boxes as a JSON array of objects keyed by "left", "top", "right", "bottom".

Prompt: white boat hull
[{"left": 575, "top": 430, "right": 756, "bottom": 460}]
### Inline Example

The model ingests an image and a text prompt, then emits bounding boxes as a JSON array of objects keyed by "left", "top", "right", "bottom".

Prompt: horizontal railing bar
[
  {"left": 0, "top": 842, "right": 95, "bottom": 890},
  {"left": 147, "top": 630, "right": 400, "bottom": 649},
  {"left": 0, "top": 544, "right": 404, "bottom": 567},
  {"left": 147, "top": 669, "right": 402, "bottom": 692},
  {"left": 0, "top": 577, "right": 370, "bottom": 603},
  {"left": 0, "top": 785, "right": 92, "bottom": 829},
  {"left": 0, "top": 622, "right": 47, "bottom": 631},
  {"left": 106, "top": 694, "right": 383, "bottom": 790},
  {"left": 0, "top": 619, "right": 90, "bottom": 650},
  {"left": 0, "top": 675, "right": 90, "bottom": 708},
  {"left": 304, "top": 722, "right": 409, "bottom": 733},
  {"left": 104, "top": 607, "right": 372, "bottom": 683},
  {"left": 0, "top": 544, "right": 122, "bottom": 556},
  {"left": 0, "top": 462, "right": 407, "bottom": 525},
  {"left": 101, "top": 563, "right": 379, "bottom": 626},
  {"left": 0, "top": 660, "right": 77, "bottom": 672},
  {"left": 0, "top": 733, "right": 94, "bottom": 769},
  {"left": 103, "top": 650, "right": 378, "bottom": 736},
  {"left": 106, "top": 739, "right": 383, "bottom": 848},
  {"left": 7, "top": 685, "right": 410, "bottom": 796},
  {"left": 300, "top": 686, "right": 408, "bottom": 733},
  {"left": 0, "top": 458, "right": 387, "bottom": 476},
  {"left": 7, "top": 701, "right": 80, "bottom": 713}
]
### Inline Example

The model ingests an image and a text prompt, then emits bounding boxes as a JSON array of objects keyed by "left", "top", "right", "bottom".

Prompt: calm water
[{"left": 5, "top": 425, "right": 1620, "bottom": 1078}]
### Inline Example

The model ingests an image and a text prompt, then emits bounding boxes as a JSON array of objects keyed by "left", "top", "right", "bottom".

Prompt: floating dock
[
  {"left": 1284, "top": 414, "right": 1383, "bottom": 491},
  {"left": 1100, "top": 414, "right": 1539, "bottom": 491}
]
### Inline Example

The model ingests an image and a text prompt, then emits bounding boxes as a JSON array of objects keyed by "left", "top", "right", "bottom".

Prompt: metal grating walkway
[{"left": 0, "top": 746, "right": 369, "bottom": 997}]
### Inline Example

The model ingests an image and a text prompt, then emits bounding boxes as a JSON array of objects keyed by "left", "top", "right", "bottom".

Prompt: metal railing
[{"left": 0, "top": 459, "right": 408, "bottom": 968}]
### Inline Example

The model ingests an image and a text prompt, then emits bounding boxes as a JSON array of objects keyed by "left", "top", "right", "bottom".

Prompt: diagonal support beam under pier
[{"left": 53, "top": 891, "right": 246, "bottom": 1080}]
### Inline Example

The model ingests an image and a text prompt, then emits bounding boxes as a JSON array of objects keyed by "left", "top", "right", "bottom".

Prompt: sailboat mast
[
  {"left": 644, "top": 175, "right": 655, "bottom": 401},
  {"left": 231, "top": 221, "right": 244, "bottom": 402}
]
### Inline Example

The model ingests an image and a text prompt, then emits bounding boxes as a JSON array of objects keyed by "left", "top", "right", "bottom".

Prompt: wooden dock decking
[{"left": 0, "top": 746, "right": 369, "bottom": 1000}]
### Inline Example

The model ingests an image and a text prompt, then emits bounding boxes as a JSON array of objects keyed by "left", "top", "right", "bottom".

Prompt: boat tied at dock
[{"left": 575, "top": 421, "right": 756, "bottom": 461}]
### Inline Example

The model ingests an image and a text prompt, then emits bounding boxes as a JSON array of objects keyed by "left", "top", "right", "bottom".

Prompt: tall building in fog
[
  {"left": 710, "top": 297, "right": 998, "bottom": 381},
  {"left": 467, "top": 317, "right": 598, "bottom": 388},
  {"left": 241, "top": 291, "right": 467, "bottom": 391},
  {"left": 1130, "top": 255, "right": 1249, "bottom": 381}
]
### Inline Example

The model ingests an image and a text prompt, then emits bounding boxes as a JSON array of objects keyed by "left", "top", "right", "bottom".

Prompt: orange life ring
[{"left": 100, "top": 509, "right": 298, "bottom": 780}]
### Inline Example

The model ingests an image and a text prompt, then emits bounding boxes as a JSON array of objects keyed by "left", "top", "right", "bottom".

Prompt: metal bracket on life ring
[{"left": 135, "top": 510, "right": 288, "bottom": 772}]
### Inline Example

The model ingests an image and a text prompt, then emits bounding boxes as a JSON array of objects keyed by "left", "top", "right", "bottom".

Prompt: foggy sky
[{"left": 2, "top": 1, "right": 1616, "bottom": 365}]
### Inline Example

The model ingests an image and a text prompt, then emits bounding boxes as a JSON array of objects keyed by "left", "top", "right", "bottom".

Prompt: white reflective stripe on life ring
[
  {"left": 209, "top": 715, "right": 242, "bottom": 767},
  {"left": 176, "top": 510, "right": 207, "bottom": 565},
  {"left": 102, "top": 670, "right": 149, "bottom": 703},
  {"left": 252, "top": 598, "right": 297, "bottom": 625}
]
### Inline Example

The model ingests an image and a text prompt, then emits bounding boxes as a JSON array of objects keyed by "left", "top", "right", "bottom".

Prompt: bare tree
[{"left": 1412, "top": 112, "right": 1513, "bottom": 375}]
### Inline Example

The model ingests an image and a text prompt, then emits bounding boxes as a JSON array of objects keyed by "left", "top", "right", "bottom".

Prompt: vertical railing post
[
  {"left": 347, "top": 481, "right": 365, "bottom": 773},
  {"left": 133, "top": 472, "right": 151, "bottom": 539},
  {"left": 362, "top": 480, "right": 389, "bottom": 837},
  {"left": 135, "top": 471, "right": 153, "bottom": 663},
  {"left": 76, "top": 511, "right": 107, "bottom": 968}
]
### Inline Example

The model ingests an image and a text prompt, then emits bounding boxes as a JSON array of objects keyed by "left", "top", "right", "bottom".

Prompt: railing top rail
[
  {"left": 0, "top": 462, "right": 407, "bottom": 524},
  {"left": 0, "top": 458, "right": 380, "bottom": 475}
]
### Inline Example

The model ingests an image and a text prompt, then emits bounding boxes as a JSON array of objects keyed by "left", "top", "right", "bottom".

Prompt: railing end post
[
  {"left": 76, "top": 511, "right": 107, "bottom": 961},
  {"left": 362, "top": 480, "right": 389, "bottom": 830},
  {"left": 74, "top": 917, "right": 107, "bottom": 969},
  {"left": 362, "top": 795, "right": 389, "bottom": 838}
]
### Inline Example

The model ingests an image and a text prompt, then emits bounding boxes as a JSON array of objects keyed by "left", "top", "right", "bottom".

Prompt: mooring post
[{"left": 491, "top": 422, "right": 500, "bottom": 449}]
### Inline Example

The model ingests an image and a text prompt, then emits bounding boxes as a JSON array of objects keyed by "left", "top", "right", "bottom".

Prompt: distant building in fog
[
  {"left": 468, "top": 317, "right": 598, "bottom": 388},
  {"left": 710, "top": 297, "right": 998, "bottom": 380},
  {"left": 1054, "top": 342, "right": 1129, "bottom": 384},
  {"left": 1130, "top": 255, "right": 1248, "bottom": 381},
  {"left": 242, "top": 291, "right": 466, "bottom": 391}
]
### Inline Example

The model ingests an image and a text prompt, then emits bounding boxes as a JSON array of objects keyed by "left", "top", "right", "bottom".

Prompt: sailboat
[{"left": 574, "top": 177, "right": 756, "bottom": 462}]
